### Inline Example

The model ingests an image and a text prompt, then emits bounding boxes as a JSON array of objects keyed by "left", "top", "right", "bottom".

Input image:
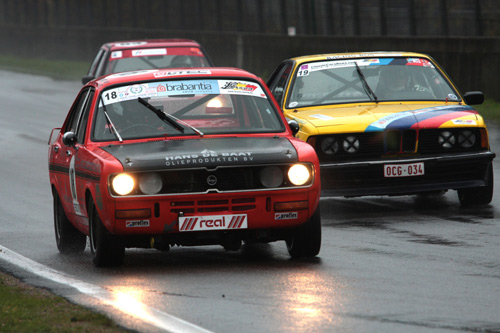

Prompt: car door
[{"left": 51, "top": 88, "right": 94, "bottom": 218}]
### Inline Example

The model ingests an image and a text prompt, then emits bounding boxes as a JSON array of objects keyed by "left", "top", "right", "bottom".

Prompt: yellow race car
[{"left": 267, "top": 51, "right": 495, "bottom": 205}]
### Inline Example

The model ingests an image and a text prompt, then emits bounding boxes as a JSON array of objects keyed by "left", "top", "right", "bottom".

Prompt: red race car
[
  {"left": 82, "top": 39, "right": 214, "bottom": 84},
  {"left": 49, "top": 68, "right": 321, "bottom": 267}
]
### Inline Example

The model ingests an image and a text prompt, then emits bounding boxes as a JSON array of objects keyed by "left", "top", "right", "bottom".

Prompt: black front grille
[{"left": 314, "top": 128, "right": 484, "bottom": 163}]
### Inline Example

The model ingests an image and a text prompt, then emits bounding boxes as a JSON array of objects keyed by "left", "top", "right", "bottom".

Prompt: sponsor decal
[
  {"left": 309, "top": 114, "right": 334, "bottom": 121},
  {"left": 165, "top": 149, "right": 254, "bottom": 167},
  {"left": 102, "top": 79, "right": 266, "bottom": 105},
  {"left": 154, "top": 70, "right": 212, "bottom": 78},
  {"left": 289, "top": 101, "right": 299, "bottom": 108},
  {"left": 275, "top": 212, "right": 298, "bottom": 220},
  {"left": 126, "top": 220, "right": 150, "bottom": 227},
  {"left": 452, "top": 119, "right": 477, "bottom": 125},
  {"left": 131, "top": 48, "right": 167, "bottom": 57},
  {"left": 219, "top": 80, "right": 266, "bottom": 98},
  {"left": 448, "top": 94, "right": 458, "bottom": 100},
  {"left": 179, "top": 214, "right": 247, "bottom": 232},
  {"left": 111, "top": 51, "right": 123, "bottom": 59},
  {"left": 115, "top": 42, "right": 147, "bottom": 47}
]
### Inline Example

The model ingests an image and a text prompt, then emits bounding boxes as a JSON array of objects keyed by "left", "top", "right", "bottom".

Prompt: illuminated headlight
[
  {"left": 112, "top": 173, "right": 135, "bottom": 195},
  {"left": 439, "top": 131, "right": 455, "bottom": 148},
  {"left": 343, "top": 135, "right": 360, "bottom": 153},
  {"left": 288, "top": 164, "right": 311, "bottom": 186},
  {"left": 458, "top": 130, "right": 476, "bottom": 148},
  {"left": 139, "top": 173, "right": 163, "bottom": 195},
  {"left": 321, "top": 137, "right": 339, "bottom": 155},
  {"left": 260, "top": 167, "right": 284, "bottom": 188}
]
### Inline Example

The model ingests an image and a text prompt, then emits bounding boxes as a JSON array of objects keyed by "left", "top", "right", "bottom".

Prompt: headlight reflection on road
[{"left": 281, "top": 271, "right": 345, "bottom": 330}]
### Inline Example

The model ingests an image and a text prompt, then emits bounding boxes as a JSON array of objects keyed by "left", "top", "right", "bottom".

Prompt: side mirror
[
  {"left": 62, "top": 132, "right": 76, "bottom": 147},
  {"left": 81, "top": 75, "right": 95, "bottom": 85},
  {"left": 287, "top": 119, "right": 299, "bottom": 136},
  {"left": 463, "top": 91, "right": 484, "bottom": 105}
]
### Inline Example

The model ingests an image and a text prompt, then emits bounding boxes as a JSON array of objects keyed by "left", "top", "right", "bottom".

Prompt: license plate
[
  {"left": 384, "top": 162, "right": 424, "bottom": 177},
  {"left": 179, "top": 214, "right": 248, "bottom": 232}
]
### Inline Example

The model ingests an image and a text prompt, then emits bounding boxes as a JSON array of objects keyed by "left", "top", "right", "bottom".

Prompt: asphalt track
[{"left": 1, "top": 70, "right": 499, "bottom": 332}]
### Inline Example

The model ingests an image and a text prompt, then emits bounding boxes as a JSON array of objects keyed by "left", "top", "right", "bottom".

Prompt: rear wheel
[
  {"left": 458, "top": 162, "right": 494, "bottom": 206},
  {"left": 53, "top": 191, "right": 86, "bottom": 254},
  {"left": 88, "top": 198, "right": 124, "bottom": 267},
  {"left": 286, "top": 207, "right": 321, "bottom": 258}
]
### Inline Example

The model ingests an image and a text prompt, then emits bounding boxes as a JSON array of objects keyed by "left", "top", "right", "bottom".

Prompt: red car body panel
[{"left": 49, "top": 68, "right": 321, "bottom": 264}]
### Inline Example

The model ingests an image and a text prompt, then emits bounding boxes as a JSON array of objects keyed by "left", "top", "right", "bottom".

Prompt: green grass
[
  {"left": 0, "top": 272, "right": 127, "bottom": 332},
  {"left": 0, "top": 54, "right": 88, "bottom": 81},
  {"left": 474, "top": 98, "right": 500, "bottom": 123}
]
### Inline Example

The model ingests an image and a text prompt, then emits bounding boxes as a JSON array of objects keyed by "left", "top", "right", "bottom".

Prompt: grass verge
[
  {"left": 0, "top": 271, "right": 127, "bottom": 332},
  {"left": 0, "top": 54, "right": 88, "bottom": 81}
]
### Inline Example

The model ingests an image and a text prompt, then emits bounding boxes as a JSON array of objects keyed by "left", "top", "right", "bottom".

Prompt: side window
[
  {"left": 76, "top": 90, "right": 95, "bottom": 143},
  {"left": 64, "top": 89, "right": 92, "bottom": 142},
  {"left": 87, "top": 49, "right": 105, "bottom": 77},
  {"left": 268, "top": 62, "right": 293, "bottom": 106}
]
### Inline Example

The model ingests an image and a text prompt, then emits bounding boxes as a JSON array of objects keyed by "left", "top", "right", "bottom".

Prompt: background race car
[
  {"left": 267, "top": 51, "right": 495, "bottom": 205},
  {"left": 82, "top": 39, "right": 214, "bottom": 84}
]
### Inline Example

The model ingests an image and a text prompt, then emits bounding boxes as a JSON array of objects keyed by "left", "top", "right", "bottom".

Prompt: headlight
[
  {"left": 288, "top": 164, "right": 311, "bottom": 186},
  {"left": 260, "top": 167, "right": 284, "bottom": 188},
  {"left": 343, "top": 135, "right": 360, "bottom": 153},
  {"left": 139, "top": 173, "right": 163, "bottom": 195},
  {"left": 458, "top": 130, "right": 475, "bottom": 148},
  {"left": 112, "top": 173, "right": 135, "bottom": 195},
  {"left": 321, "top": 137, "right": 339, "bottom": 155},
  {"left": 439, "top": 131, "right": 455, "bottom": 148}
]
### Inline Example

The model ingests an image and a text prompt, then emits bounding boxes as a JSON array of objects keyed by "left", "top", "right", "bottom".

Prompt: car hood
[
  {"left": 287, "top": 103, "right": 480, "bottom": 133},
  {"left": 100, "top": 136, "right": 298, "bottom": 171}
]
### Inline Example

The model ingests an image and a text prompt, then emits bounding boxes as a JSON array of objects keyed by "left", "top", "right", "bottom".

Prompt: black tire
[
  {"left": 458, "top": 162, "right": 494, "bottom": 206},
  {"left": 88, "top": 198, "right": 125, "bottom": 267},
  {"left": 53, "top": 191, "right": 86, "bottom": 254},
  {"left": 286, "top": 207, "right": 322, "bottom": 258}
]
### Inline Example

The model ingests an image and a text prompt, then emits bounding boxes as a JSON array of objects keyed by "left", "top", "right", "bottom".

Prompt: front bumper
[{"left": 320, "top": 151, "right": 495, "bottom": 197}]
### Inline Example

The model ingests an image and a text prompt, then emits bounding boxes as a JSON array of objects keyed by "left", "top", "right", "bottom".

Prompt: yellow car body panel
[{"left": 268, "top": 51, "right": 495, "bottom": 204}]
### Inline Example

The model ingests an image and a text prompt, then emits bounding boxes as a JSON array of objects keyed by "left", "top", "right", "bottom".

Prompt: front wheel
[
  {"left": 286, "top": 207, "right": 321, "bottom": 258},
  {"left": 53, "top": 191, "right": 86, "bottom": 254},
  {"left": 88, "top": 198, "right": 124, "bottom": 267},
  {"left": 458, "top": 162, "right": 494, "bottom": 206}
]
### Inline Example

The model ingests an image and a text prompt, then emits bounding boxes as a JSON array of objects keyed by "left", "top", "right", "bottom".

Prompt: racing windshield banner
[{"left": 101, "top": 79, "right": 267, "bottom": 106}]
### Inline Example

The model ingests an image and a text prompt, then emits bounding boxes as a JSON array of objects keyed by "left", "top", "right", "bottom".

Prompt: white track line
[{"left": 0, "top": 245, "right": 212, "bottom": 333}]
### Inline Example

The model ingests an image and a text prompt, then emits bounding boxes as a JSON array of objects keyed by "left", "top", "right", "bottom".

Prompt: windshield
[
  {"left": 287, "top": 57, "right": 460, "bottom": 108},
  {"left": 92, "top": 77, "right": 285, "bottom": 141},
  {"left": 105, "top": 47, "right": 210, "bottom": 75}
]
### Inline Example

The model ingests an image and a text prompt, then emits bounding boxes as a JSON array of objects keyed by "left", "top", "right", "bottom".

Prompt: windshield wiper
[
  {"left": 355, "top": 62, "right": 378, "bottom": 103},
  {"left": 138, "top": 97, "right": 204, "bottom": 136},
  {"left": 100, "top": 97, "right": 123, "bottom": 142}
]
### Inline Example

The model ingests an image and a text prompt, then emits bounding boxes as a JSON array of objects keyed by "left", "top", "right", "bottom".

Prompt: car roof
[
  {"left": 290, "top": 51, "right": 431, "bottom": 63},
  {"left": 104, "top": 39, "right": 203, "bottom": 51},
  {"left": 91, "top": 67, "right": 260, "bottom": 89}
]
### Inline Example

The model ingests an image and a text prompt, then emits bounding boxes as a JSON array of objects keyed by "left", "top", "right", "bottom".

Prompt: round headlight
[
  {"left": 343, "top": 135, "right": 360, "bottom": 153},
  {"left": 458, "top": 130, "right": 475, "bottom": 148},
  {"left": 112, "top": 173, "right": 135, "bottom": 195},
  {"left": 260, "top": 167, "right": 283, "bottom": 188},
  {"left": 139, "top": 173, "right": 163, "bottom": 195},
  {"left": 439, "top": 131, "right": 455, "bottom": 148},
  {"left": 321, "top": 137, "right": 339, "bottom": 155},
  {"left": 288, "top": 164, "right": 311, "bottom": 186}
]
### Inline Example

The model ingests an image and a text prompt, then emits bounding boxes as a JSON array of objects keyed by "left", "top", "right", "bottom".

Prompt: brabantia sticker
[{"left": 179, "top": 214, "right": 248, "bottom": 232}]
